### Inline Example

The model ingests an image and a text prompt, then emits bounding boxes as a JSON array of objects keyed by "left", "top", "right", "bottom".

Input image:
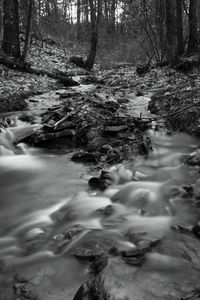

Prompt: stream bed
[{"left": 0, "top": 87, "right": 200, "bottom": 300}]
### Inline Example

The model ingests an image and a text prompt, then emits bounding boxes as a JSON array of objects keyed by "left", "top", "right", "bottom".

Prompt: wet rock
[
  {"left": 25, "top": 228, "right": 46, "bottom": 241},
  {"left": 72, "top": 247, "right": 105, "bottom": 262},
  {"left": 192, "top": 223, "right": 200, "bottom": 239},
  {"left": 183, "top": 185, "right": 194, "bottom": 197},
  {"left": 127, "top": 232, "right": 161, "bottom": 249},
  {"left": 18, "top": 113, "right": 35, "bottom": 123},
  {"left": 138, "top": 137, "right": 153, "bottom": 157},
  {"left": 96, "top": 205, "right": 115, "bottom": 217},
  {"left": 171, "top": 224, "right": 193, "bottom": 235},
  {"left": 73, "top": 255, "right": 200, "bottom": 300},
  {"left": 122, "top": 255, "right": 145, "bottom": 266},
  {"left": 71, "top": 151, "right": 101, "bottom": 163},
  {"left": 182, "top": 149, "right": 200, "bottom": 166},
  {"left": 88, "top": 177, "right": 105, "bottom": 191},
  {"left": 52, "top": 233, "right": 65, "bottom": 241},
  {"left": 121, "top": 247, "right": 146, "bottom": 257},
  {"left": 181, "top": 289, "right": 200, "bottom": 300},
  {"left": 154, "top": 232, "right": 200, "bottom": 263},
  {"left": 13, "top": 275, "right": 38, "bottom": 300},
  {"left": 90, "top": 256, "right": 108, "bottom": 274},
  {"left": 121, "top": 246, "right": 147, "bottom": 266},
  {"left": 88, "top": 165, "right": 133, "bottom": 191},
  {"left": 99, "top": 170, "right": 119, "bottom": 188},
  {"left": 73, "top": 280, "right": 93, "bottom": 300},
  {"left": 52, "top": 225, "right": 86, "bottom": 243},
  {"left": 71, "top": 239, "right": 117, "bottom": 262},
  {"left": 121, "top": 250, "right": 145, "bottom": 266},
  {"left": 64, "top": 224, "right": 85, "bottom": 239}
]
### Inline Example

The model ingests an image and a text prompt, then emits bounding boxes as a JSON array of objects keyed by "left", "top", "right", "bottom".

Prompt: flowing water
[{"left": 0, "top": 92, "right": 200, "bottom": 299}]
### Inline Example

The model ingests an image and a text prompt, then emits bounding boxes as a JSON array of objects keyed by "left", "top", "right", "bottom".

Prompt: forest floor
[{"left": 1, "top": 40, "right": 200, "bottom": 130}]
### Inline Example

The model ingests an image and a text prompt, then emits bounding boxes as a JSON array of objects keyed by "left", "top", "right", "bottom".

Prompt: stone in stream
[
  {"left": 64, "top": 224, "right": 86, "bottom": 240},
  {"left": 96, "top": 205, "right": 115, "bottom": 217},
  {"left": 88, "top": 177, "right": 106, "bottom": 191},
  {"left": 73, "top": 253, "right": 200, "bottom": 300},
  {"left": 13, "top": 275, "right": 38, "bottom": 300},
  {"left": 121, "top": 255, "right": 145, "bottom": 266},
  {"left": 90, "top": 256, "right": 108, "bottom": 274},
  {"left": 71, "top": 151, "right": 101, "bottom": 163},
  {"left": 25, "top": 228, "right": 46, "bottom": 241},
  {"left": 71, "top": 239, "right": 118, "bottom": 262},
  {"left": 182, "top": 149, "right": 200, "bottom": 166},
  {"left": 192, "top": 223, "right": 200, "bottom": 239},
  {"left": 51, "top": 224, "right": 87, "bottom": 254},
  {"left": 88, "top": 165, "right": 133, "bottom": 191},
  {"left": 181, "top": 289, "right": 200, "bottom": 300},
  {"left": 183, "top": 185, "right": 194, "bottom": 197},
  {"left": 154, "top": 232, "right": 200, "bottom": 264}
]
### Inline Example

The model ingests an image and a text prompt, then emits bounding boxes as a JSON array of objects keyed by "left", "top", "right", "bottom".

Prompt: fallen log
[
  {"left": 29, "top": 129, "right": 75, "bottom": 144},
  {"left": 0, "top": 56, "right": 79, "bottom": 87}
]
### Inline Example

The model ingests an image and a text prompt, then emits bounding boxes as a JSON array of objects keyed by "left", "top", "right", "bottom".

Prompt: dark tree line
[{"left": 0, "top": 0, "right": 200, "bottom": 69}]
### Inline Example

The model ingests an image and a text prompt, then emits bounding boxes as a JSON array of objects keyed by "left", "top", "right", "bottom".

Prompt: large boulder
[{"left": 73, "top": 233, "right": 200, "bottom": 300}]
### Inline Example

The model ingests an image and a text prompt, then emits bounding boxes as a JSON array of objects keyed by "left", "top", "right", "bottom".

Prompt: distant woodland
[{"left": 0, "top": 0, "right": 200, "bottom": 69}]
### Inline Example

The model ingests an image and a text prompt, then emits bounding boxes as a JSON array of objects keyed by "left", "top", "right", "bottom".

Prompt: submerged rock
[{"left": 182, "top": 149, "right": 200, "bottom": 166}]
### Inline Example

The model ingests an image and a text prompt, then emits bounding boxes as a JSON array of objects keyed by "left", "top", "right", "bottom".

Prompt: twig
[
  {"left": 158, "top": 88, "right": 200, "bottom": 98},
  {"left": 138, "top": 102, "right": 200, "bottom": 121}
]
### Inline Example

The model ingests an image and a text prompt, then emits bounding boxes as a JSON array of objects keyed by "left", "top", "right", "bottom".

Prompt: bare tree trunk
[
  {"left": 164, "top": 0, "right": 177, "bottom": 63},
  {"left": 155, "top": 0, "right": 165, "bottom": 59},
  {"left": 20, "top": 0, "right": 32, "bottom": 62},
  {"left": 0, "top": 0, "right": 3, "bottom": 41},
  {"left": 77, "top": 0, "right": 81, "bottom": 40},
  {"left": 104, "top": 0, "right": 108, "bottom": 22},
  {"left": 2, "top": 0, "right": 20, "bottom": 58},
  {"left": 176, "top": 0, "right": 184, "bottom": 56},
  {"left": 85, "top": 0, "right": 102, "bottom": 70},
  {"left": 187, "top": 0, "right": 198, "bottom": 54},
  {"left": 110, "top": 0, "right": 116, "bottom": 35}
]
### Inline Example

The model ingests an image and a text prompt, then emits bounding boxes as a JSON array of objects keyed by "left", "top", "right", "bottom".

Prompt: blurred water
[{"left": 0, "top": 126, "right": 199, "bottom": 299}]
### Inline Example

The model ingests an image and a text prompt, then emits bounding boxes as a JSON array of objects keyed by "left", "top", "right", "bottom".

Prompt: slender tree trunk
[
  {"left": 104, "top": 0, "right": 108, "bottom": 22},
  {"left": 2, "top": 0, "right": 20, "bottom": 58},
  {"left": 0, "top": 0, "right": 3, "bottom": 41},
  {"left": 20, "top": 0, "right": 32, "bottom": 62},
  {"left": 110, "top": 0, "right": 116, "bottom": 35},
  {"left": 176, "top": 0, "right": 184, "bottom": 56},
  {"left": 155, "top": 0, "right": 165, "bottom": 59},
  {"left": 77, "top": 0, "right": 81, "bottom": 40},
  {"left": 164, "top": 0, "right": 177, "bottom": 63},
  {"left": 85, "top": 0, "right": 102, "bottom": 70},
  {"left": 187, "top": 0, "right": 198, "bottom": 54}
]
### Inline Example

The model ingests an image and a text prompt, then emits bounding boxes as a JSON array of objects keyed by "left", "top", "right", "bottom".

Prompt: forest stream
[{"left": 1, "top": 86, "right": 200, "bottom": 300}]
